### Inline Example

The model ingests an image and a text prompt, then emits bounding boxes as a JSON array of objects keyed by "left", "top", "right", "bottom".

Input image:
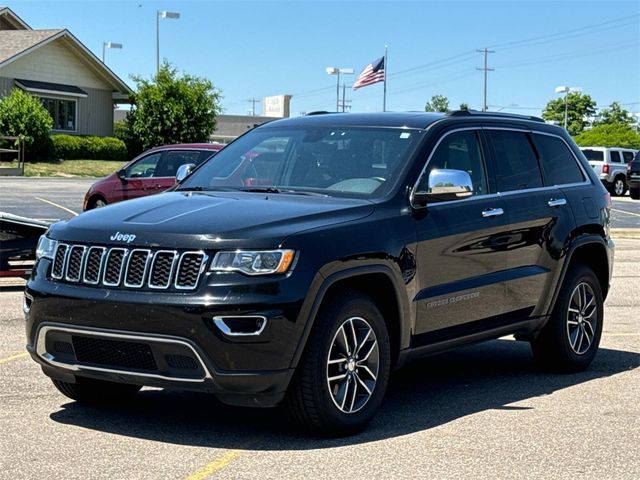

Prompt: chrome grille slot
[
  {"left": 103, "top": 248, "right": 127, "bottom": 286},
  {"left": 83, "top": 247, "right": 106, "bottom": 284},
  {"left": 49, "top": 244, "right": 206, "bottom": 291},
  {"left": 51, "top": 243, "right": 68, "bottom": 279},
  {"left": 124, "top": 249, "right": 151, "bottom": 288},
  {"left": 175, "top": 252, "right": 206, "bottom": 289},
  {"left": 149, "top": 251, "right": 178, "bottom": 289},
  {"left": 64, "top": 245, "right": 86, "bottom": 282}
]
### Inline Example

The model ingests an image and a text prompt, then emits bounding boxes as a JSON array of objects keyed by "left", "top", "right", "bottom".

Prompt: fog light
[{"left": 213, "top": 316, "right": 267, "bottom": 336}]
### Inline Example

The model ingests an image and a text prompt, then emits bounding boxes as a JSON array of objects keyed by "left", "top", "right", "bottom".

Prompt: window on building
[{"left": 41, "top": 97, "right": 76, "bottom": 131}]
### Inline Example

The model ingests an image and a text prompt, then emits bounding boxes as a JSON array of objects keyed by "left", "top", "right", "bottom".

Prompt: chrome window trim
[
  {"left": 213, "top": 316, "right": 268, "bottom": 337},
  {"left": 35, "top": 324, "right": 212, "bottom": 383},
  {"left": 410, "top": 126, "right": 592, "bottom": 208},
  {"left": 102, "top": 247, "right": 128, "bottom": 287},
  {"left": 174, "top": 251, "right": 208, "bottom": 290},
  {"left": 82, "top": 246, "right": 106, "bottom": 285},
  {"left": 124, "top": 249, "right": 152, "bottom": 288},
  {"left": 64, "top": 245, "right": 86, "bottom": 282},
  {"left": 148, "top": 250, "right": 178, "bottom": 289},
  {"left": 51, "top": 243, "right": 69, "bottom": 280}
]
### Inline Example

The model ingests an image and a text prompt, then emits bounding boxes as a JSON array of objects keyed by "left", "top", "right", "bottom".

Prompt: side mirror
[
  {"left": 116, "top": 168, "right": 127, "bottom": 182},
  {"left": 176, "top": 163, "right": 196, "bottom": 183},
  {"left": 412, "top": 168, "right": 473, "bottom": 207}
]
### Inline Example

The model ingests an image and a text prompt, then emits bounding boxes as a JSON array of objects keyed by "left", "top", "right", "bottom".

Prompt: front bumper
[{"left": 25, "top": 258, "right": 313, "bottom": 407}]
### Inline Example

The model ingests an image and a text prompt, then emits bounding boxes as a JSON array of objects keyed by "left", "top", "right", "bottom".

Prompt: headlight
[
  {"left": 35, "top": 235, "right": 58, "bottom": 260},
  {"left": 211, "top": 249, "right": 295, "bottom": 275}
]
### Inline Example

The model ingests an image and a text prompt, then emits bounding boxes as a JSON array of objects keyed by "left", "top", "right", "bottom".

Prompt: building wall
[{"left": 0, "top": 76, "right": 114, "bottom": 136}]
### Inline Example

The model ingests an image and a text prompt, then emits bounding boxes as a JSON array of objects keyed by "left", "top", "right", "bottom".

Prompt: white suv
[{"left": 581, "top": 147, "right": 638, "bottom": 196}]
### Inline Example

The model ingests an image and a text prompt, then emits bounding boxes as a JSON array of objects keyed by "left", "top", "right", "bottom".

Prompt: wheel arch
[
  {"left": 289, "top": 265, "right": 410, "bottom": 371},
  {"left": 87, "top": 194, "right": 107, "bottom": 209}
]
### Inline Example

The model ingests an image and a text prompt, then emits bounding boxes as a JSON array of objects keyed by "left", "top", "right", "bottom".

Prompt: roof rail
[
  {"left": 447, "top": 109, "right": 545, "bottom": 123},
  {"left": 305, "top": 111, "right": 334, "bottom": 116}
]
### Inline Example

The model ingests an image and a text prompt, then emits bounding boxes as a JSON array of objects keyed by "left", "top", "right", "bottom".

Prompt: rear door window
[
  {"left": 532, "top": 134, "right": 584, "bottom": 186},
  {"left": 609, "top": 151, "right": 622, "bottom": 163},
  {"left": 488, "top": 130, "right": 543, "bottom": 192},
  {"left": 155, "top": 150, "right": 202, "bottom": 177}
]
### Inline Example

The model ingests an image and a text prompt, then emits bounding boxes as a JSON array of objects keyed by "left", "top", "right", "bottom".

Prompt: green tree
[
  {"left": 596, "top": 101, "right": 632, "bottom": 126},
  {"left": 126, "top": 62, "right": 222, "bottom": 150},
  {"left": 574, "top": 123, "right": 640, "bottom": 149},
  {"left": 459, "top": 102, "right": 470, "bottom": 111},
  {"left": 425, "top": 95, "right": 450, "bottom": 113},
  {"left": 541, "top": 92, "right": 596, "bottom": 136},
  {"left": 0, "top": 88, "right": 53, "bottom": 159}
]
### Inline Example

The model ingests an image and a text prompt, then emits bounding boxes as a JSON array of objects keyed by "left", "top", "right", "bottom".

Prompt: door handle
[
  {"left": 482, "top": 208, "right": 504, "bottom": 218},
  {"left": 548, "top": 198, "right": 567, "bottom": 207}
]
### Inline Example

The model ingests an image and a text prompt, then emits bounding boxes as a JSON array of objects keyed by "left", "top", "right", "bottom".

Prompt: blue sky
[{"left": 9, "top": 0, "right": 640, "bottom": 117}]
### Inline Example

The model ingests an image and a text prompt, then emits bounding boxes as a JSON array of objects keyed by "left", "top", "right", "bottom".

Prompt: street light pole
[
  {"left": 326, "top": 67, "right": 354, "bottom": 113},
  {"left": 102, "top": 42, "right": 123, "bottom": 64},
  {"left": 555, "top": 86, "right": 581, "bottom": 130},
  {"left": 156, "top": 11, "right": 180, "bottom": 74}
]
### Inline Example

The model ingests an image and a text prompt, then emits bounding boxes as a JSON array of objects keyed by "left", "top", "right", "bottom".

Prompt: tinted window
[
  {"left": 581, "top": 149, "right": 604, "bottom": 161},
  {"left": 622, "top": 151, "right": 635, "bottom": 163},
  {"left": 532, "top": 134, "right": 584, "bottom": 185},
  {"left": 609, "top": 151, "right": 622, "bottom": 163},
  {"left": 419, "top": 130, "right": 488, "bottom": 197},
  {"left": 489, "top": 130, "right": 542, "bottom": 192},
  {"left": 155, "top": 150, "right": 202, "bottom": 177},
  {"left": 126, "top": 153, "right": 162, "bottom": 178}
]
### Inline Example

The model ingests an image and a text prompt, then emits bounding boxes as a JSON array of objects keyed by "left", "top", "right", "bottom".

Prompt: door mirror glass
[
  {"left": 176, "top": 163, "right": 196, "bottom": 183},
  {"left": 116, "top": 168, "right": 127, "bottom": 182}
]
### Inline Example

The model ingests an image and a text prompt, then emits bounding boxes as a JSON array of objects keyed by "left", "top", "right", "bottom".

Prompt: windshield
[
  {"left": 582, "top": 149, "right": 604, "bottom": 161},
  {"left": 179, "top": 126, "right": 421, "bottom": 198}
]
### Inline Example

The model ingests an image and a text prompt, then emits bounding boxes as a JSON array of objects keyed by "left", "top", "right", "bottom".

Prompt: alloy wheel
[
  {"left": 326, "top": 316, "right": 379, "bottom": 414},
  {"left": 567, "top": 282, "right": 597, "bottom": 355},
  {"left": 614, "top": 179, "right": 625, "bottom": 196}
]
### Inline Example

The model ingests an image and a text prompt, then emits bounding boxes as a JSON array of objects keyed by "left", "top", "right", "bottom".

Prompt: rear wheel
[
  {"left": 531, "top": 264, "right": 603, "bottom": 372},
  {"left": 630, "top": 187, "right": 640, "bottom": 200},
  {"left": 52, "top": 377, "right": 141, "bottom": 403},
  {"left": 610, "top": 176, "right": 627, "bottom": 196},
  {"left": 285, "top": 292, "right": 391, "bottom": 436}
]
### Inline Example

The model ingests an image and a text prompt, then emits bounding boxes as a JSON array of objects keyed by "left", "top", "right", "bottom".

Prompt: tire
[
  {"left": 52, "top": 377, "right": 141, "bottom": 404},
  {"left": 285, "top": 292, "right": 391, "bottom": 436},
  {"left": 531, "top": 264, "right": 604, "bottom": 372},
  {"left": 630, "top": 187, "right": 640, "bottom": 200},
  {"left": 610, "top": 176, "right": 627, "bottom": 196},
  {"left": 91, "top": 197, "right": 107, "bottom": 209}
]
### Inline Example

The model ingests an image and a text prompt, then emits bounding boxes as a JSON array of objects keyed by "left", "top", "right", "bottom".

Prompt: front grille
[
  {"left": 72, "top": 335, "right": 158, "bottom": 371},
  {"left": 50, "top": 244, "right": 206, "bottom": 291},
  {"left": 165, "top": 354, "right": 199, "bottom": 370}
]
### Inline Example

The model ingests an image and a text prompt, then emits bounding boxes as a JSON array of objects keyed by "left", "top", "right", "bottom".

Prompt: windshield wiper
[
  {"left": 175, "top": 186, "right": 205, "bottom": 192},
  {"left": 238, "top": 187, "right": 328, "bottom": 196}
]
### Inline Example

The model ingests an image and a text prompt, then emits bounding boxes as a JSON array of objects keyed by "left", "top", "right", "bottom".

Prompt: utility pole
[
  {"left": 476, "top": 48, "right": 495, "bottom": 112},
  {"left": 247, "top": 98, "right": 261, "bottom": 116}
]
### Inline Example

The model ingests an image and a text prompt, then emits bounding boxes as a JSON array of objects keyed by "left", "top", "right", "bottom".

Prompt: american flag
[{"left": 353, "top": 56, "right": 385, "bottom": 90}]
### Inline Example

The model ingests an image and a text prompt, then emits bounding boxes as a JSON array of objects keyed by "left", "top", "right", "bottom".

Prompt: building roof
[
  {"left": 0, "top": 28, "right": 131, "bottom": 95},
  {"left": 0, "top": 7, "right": 31, "bottom": 30}
]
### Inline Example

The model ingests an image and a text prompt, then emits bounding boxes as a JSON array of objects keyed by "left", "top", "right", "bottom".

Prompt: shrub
[
  {"left": 0, "top": 88, "right": 53, "bottom": 159},
  {"left": 574, "top": 124, "right": 640, "bottom": 149},
  {"left": 51, "top": 134, "right": 127, "bottom": 161}
]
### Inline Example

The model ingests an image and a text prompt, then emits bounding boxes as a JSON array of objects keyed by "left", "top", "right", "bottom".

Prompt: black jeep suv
[{"left": 25, "top": 111, "right": 614, "bottom": 435}]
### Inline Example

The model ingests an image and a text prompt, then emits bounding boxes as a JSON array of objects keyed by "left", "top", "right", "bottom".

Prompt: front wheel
[
  {"left": 285, "top": 292, "right": 391, "bottom": 436},
  {"left": 531, "top": 265, "right": 604, "bottom": 372}
]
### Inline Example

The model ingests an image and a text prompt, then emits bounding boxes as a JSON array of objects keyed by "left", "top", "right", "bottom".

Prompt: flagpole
[{"left": 383, "top": 45, "right": 388, "bottom": 112}]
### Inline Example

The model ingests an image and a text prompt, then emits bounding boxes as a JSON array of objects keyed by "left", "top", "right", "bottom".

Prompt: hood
[{"left": 49, "top": 191, "right": 375, "bottom": 249}]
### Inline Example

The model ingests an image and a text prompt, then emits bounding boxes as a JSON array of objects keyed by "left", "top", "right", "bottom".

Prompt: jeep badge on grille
[{"left": 110, "top": 231, "right": 136, "bottom": 244}]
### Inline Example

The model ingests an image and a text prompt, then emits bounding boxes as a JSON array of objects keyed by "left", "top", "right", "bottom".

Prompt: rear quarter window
[
  {"left": 532, "top": 134, "right": 585, "bottom": 186},
  {"left": 581, "top": 149, "right": 604, "bottom": 161}
]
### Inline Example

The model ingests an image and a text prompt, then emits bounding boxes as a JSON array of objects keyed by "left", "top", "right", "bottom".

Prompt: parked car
[
  {"left": 83, "top": 143, "right": 223, "bottom": 210},
  {"left": 627, "top": 150, "right": 640, "bottom": 199},
  {"left": 580, "top": 146, "right": 637, "bottom": 196},
  {"left": 26, "top": 111, "right": 613, "bottom": 436}
]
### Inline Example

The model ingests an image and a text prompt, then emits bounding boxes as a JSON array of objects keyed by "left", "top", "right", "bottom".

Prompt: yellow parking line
[
  {"left": 34, "top": 197, "right": 78, "bottom": 216},
  {"left": 185, "top": 450, "right": 243, "bottom": 480},
  {"left": 0, "top": 352, "right": 28, "bottom": 365}
]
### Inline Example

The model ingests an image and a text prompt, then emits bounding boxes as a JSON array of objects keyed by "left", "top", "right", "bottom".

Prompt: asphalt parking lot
[
  {"left": 0, "top": 177, "right": 640, "bottom": 228},
  {"left": 0, "top": 244, "right": 638, "bottom": 477}
]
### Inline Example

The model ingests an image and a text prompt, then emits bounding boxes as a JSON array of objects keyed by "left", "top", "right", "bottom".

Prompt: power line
[{"left": 476, "top": 48, "right": 494, "bottom": 112}]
